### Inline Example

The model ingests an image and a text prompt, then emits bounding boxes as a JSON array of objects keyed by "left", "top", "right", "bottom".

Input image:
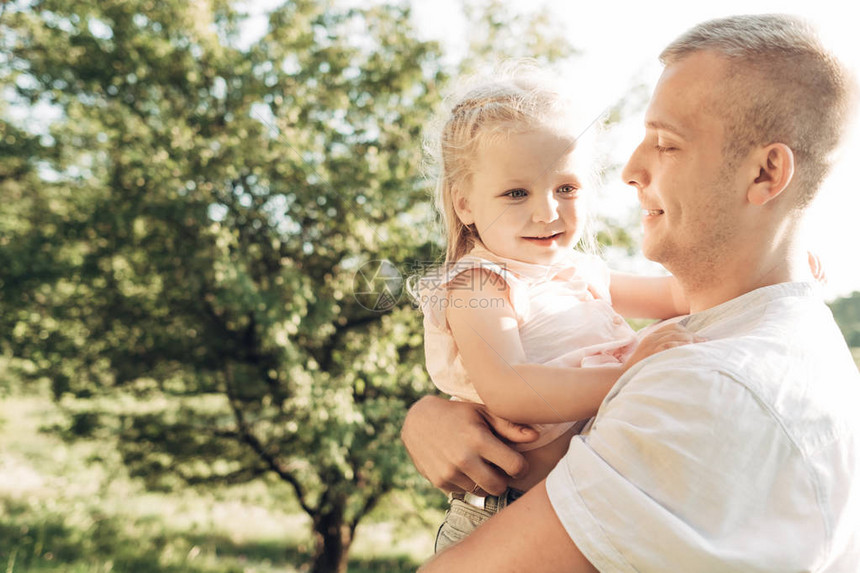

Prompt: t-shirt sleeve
[{"left": 545, "top": 347, "right": 825, "bottom": 572}]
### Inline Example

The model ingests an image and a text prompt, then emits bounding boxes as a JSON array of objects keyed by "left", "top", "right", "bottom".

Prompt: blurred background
[{"left": 1, "top": 1, "right": 858, "bottom": 572}]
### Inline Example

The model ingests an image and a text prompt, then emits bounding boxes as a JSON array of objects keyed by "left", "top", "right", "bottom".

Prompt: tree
[
  {"left": 830, "top": 291, "right": 860, "bottom": 349},
  {"left": 0, "top": 1, "right": 590, "bottom": 571},
  {"left": 2, "top": 1, "right": 442, "bottom": 571}
]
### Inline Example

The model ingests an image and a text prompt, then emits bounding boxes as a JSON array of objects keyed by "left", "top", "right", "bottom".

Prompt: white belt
[{"left": 463, "top": 492, "right": 486, "bottom": 508}]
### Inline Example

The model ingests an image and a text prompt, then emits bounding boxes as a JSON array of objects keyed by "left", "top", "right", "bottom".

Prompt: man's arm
[
  {"left": 419, "top": 480, "right": 598, "bottom": 573},
  {"left": 400, "top": 396, "right": 539, "bottom": 494}
]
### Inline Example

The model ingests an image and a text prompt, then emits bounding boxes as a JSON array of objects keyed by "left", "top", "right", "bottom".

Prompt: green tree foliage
[
  {"left": 0, "top": 1, "right": 587, "bottom": 571},
  {"left": 2, "top": 1, "right": 441, "bottom": 571},
  {"left": 460, "top": 0, "right": 579, "bottom": 71},
  {"left": 830, "top": 291, "right": 860, "bottom": 349}
]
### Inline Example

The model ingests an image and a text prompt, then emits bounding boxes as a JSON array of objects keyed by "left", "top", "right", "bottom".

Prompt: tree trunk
[{"left": 310, "top": 504, "right": 354, "bottom": 573}]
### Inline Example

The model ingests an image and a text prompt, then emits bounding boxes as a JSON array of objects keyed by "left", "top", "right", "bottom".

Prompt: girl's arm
[
  {"left": 446, "top": 268, "right": 623, "bottom": 426},
  {"left": 609, "top": 272, "right": 689, "bottom": 320}
]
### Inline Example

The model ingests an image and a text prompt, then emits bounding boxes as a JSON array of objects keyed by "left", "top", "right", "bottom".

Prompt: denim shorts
[{"left": 434, "top": 488, "right": 525, "bottom": 553}]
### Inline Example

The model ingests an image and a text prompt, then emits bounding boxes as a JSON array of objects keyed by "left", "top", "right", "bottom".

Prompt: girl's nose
[{"left": 533, "top": 194, "right": 560, "bottom": 224}]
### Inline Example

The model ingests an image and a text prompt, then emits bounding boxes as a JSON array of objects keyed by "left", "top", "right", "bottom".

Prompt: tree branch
[
  {"left": 178, "top": 464, "right": 268, "bottom": 486},
  {"left": 223, "top": 362, "right": 316, "bottom": 516},
  {"left": 350, "top": 491, "right": 382, "bottom": 533}
]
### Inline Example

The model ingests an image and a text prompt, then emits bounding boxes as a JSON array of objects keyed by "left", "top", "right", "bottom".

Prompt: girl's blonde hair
[{"left": 424, "top": 60, "right": 599, "bottom": 264}]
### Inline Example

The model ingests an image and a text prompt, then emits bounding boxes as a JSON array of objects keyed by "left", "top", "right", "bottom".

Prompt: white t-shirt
[{"left": 546, "top": 282, "right": 860, "bottom": 571}]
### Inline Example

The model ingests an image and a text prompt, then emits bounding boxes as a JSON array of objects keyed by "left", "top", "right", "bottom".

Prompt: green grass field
[{"left": 0, "top": 388, "right": 441, "bottom": 572}]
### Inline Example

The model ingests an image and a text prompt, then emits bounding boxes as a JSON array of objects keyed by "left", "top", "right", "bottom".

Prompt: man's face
[{"left": 621, "top": 51, "right": 749, "bottom": 279}]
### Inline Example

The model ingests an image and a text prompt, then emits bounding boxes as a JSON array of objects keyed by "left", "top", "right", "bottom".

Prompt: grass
[{"left": 0, "top": 386, "right": 440, "bottom": 572}]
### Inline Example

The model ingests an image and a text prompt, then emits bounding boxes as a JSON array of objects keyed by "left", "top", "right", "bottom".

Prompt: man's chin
[
  {"left": 641, "top": 242, "right": 669, "bottom": 265},
  {"left": 641, "top": 242, "right": 658, "bottom": 261}
]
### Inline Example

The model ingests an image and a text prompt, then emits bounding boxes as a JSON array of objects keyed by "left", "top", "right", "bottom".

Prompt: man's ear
[
  {"left": 748, "top": 143, "right": 795, "bottom": 206},
  {"left": 452, "top": 186, "right": 475, "bottom": 225}
]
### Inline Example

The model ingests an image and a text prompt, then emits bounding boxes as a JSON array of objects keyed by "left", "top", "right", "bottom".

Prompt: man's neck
[{"left": 676, "top": 247, "right": 807, "bottom": 314}]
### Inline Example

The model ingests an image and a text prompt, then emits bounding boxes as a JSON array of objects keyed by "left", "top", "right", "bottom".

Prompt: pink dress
[{"left": 419, "top": 245, "right": 637, "bottom": 451}]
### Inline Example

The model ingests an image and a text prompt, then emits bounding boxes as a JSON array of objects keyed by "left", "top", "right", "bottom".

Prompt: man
[{"left": 403, "top": 14, "right": 860, "bottom": 572}]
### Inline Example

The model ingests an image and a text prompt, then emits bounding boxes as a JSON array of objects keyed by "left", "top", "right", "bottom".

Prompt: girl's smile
[{"left": 522, "top": 231, "right": 566, "bottom": 246}]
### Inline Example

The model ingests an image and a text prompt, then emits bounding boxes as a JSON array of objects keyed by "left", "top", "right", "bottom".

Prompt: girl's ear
[
  {"left": 453, "top": 186, "right": 475, "bottom": 225},
  {"left": 748, "top": 143, "right": 795, "bottom": 206}
]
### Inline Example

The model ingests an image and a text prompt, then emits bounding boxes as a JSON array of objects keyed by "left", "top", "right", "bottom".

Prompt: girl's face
[{"left": 454, "top": 127, "right": 587, "bottom": 265}]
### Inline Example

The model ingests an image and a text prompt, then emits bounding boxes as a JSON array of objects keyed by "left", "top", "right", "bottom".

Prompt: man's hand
[{"left": 401, "top": 396, "right": 539, "bottom": 495}]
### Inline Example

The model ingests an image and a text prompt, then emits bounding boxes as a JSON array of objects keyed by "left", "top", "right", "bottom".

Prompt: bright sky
[{"left": 411, "top": 0, "right": 860, "bottom": 300}]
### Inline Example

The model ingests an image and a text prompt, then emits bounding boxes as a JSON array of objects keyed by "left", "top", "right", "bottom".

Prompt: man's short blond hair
[{"left": 661, "top": 14, "right": 856, "bottom": 207}]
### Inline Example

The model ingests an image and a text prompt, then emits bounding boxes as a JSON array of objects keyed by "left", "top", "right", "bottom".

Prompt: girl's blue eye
[
  {"left": 557, "top": 184, "right": 578, "bottom": 195},
  {"left": 505, "top": 189, "right": 528, "bottom": 199}
]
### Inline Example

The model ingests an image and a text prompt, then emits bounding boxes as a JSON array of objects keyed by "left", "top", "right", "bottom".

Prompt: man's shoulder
[
  {"left": 636, "top": 286, "right": 857, "bottom": 402},
  {"left": 611, "top": 282, "right": 860, "bottom": 450},
  {"left": 622, "top": 333, "right": 860, "bottom": 455}
]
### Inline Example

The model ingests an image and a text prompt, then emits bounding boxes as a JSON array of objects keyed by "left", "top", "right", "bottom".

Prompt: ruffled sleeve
[
  {"left": 417, "top": 255, "right": 525, "bottom": 402},
  {"left": 417, "top": 255, "right": 528, "bottom": 328}
]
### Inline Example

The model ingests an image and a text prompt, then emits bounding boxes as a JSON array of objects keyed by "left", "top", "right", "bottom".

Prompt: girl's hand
[
  {"left": 623, "top": 322, "right": 704, "bottom": 372},
  {"left": 808, "top": 251, "right": 827, "bottom": 284}
]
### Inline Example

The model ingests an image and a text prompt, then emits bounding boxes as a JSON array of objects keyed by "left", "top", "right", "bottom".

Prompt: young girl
[{"left": 417, "top": 63, "right": 696, "bottom": 552}]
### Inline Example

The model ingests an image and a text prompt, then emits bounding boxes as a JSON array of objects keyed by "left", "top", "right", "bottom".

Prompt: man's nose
[{"left": 621, "top": 142, "right": 649, "bottom": 190}]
